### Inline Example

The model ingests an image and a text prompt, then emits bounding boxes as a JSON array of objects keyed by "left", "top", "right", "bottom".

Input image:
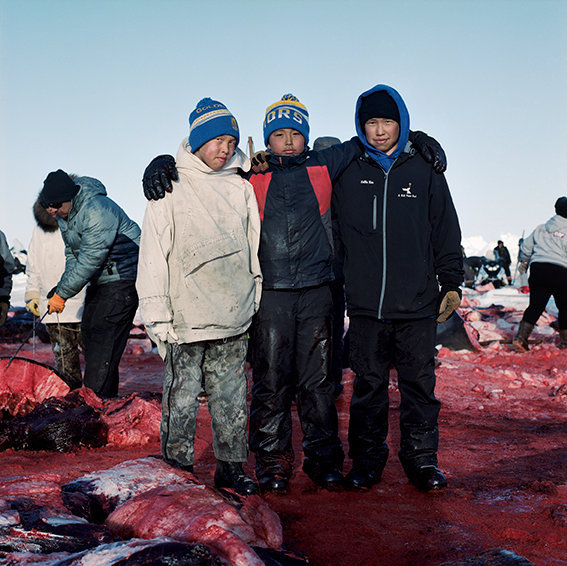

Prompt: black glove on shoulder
[
  {"left": 409, "top": 130, "right": 447, "bottom": 174},
  {"left": 142, "top": 154, "right": 179, "bottom": 201}
]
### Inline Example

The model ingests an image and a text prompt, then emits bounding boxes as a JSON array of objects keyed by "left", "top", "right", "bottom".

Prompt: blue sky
[{"left": 1, "top": 0, "right": 566, "bottom": 254}]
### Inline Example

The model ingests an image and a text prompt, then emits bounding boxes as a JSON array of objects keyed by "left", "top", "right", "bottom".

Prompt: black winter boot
[
  {"left": 344, "top": 465, "right": 384, "bottom": 491},
  {"left": 559, "top": 329, "right": 567, "bottom": 349},
  {"left": 302, "top": 457, "right": 344, "bottom": 491},
  {"left": 513, "top": 321, "right": 534, "bottom": 352},
  {"left": 405, "top": 465, "right": 447, "bottom": 492},
  {"left": 214, "top": 461, "right": 258, "bottom": 496}
]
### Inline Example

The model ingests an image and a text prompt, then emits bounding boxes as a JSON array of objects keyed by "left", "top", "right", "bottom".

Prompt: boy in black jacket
[
  {"left": 332, "top": 84, "right": 463, "bottom": 492},
  {"left": 142, "top": 93, "right": 447, "bottom": 494}
]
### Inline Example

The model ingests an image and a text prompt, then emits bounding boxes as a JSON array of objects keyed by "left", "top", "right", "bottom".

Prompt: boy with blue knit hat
[
  {"left": 141, "top": 92, "right": 447, "bottom": 494},
  {"left": 136, "top": 97, "right": 263, "bottom": 496},
  {"left": 263, "top": 93, "right": 310, "bottom": 147}
]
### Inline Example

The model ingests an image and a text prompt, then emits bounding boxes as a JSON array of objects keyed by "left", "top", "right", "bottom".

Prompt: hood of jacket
[
  {"left": 64, "top": 176, "right": 108, "bottom": 222},
  {"left": 176, "top": 137, "right": 250, "bottom": 178},
  {"left": 355, "top": 84, "right": 410, "bottom": 172},
  {"left": 544, "top": 214, "right": 567, "bottom": 233}
]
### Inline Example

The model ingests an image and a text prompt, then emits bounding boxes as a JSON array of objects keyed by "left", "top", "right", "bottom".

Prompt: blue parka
[{"left": 56, "top": 176, "right": 140, "bottom": 300}]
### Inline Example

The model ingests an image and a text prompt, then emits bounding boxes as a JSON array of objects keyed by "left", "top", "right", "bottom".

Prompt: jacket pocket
[{"left": 182, "top": 231, "right": 243, "bottom": 275}]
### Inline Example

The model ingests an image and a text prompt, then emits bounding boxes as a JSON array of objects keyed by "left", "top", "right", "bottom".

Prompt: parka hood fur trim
[{"left": 33, "top": 198, "right": 59, "bottom": 232}]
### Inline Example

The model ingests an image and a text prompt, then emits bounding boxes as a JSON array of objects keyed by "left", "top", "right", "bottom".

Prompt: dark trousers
[
  {"left": 329, "top": 278, "right": 346, "bottom": 384},
  {"left": 348, "top": 315, "right": 439, "bottom": 471},
  {"left": 82, "top": 280, "right": 138, "bottom": 397},
  {"left": 249, "top": 285, "right": 344, "bottom": 477},
  {"left": 523, "top": 262, "right": 567, "bottom": 329}
]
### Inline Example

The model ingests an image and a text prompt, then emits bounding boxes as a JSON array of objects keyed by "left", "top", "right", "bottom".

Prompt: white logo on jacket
[
  {"left": 398, "top": 182, "right": 417, "bottom": 198},
  {"left": 360, "top": 179, "right": 374, "bottom": 184}
]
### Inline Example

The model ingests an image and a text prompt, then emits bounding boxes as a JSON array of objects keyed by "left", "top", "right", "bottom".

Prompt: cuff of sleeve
[{"left": 440, "top": 286, "right": 462, "bottom": 298}]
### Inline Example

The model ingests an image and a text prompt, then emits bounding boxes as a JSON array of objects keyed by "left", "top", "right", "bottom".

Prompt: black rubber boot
[
  {"left": 513, "top": 321, "right": 534, "bottom": 352},
  {"left": 214, "top": 461, "right": 258, "bottom": 496},
  {"left": 302, "top": 458, "right": 344, "bottom": 491},
  {"left": 257, "top": 471, "right": 289, "bottom": 494},
  {"left": 344, "top": 466, "right": 383, "bottom": 491},
  {"left": 405, "top": 465, "right": 447, "bottom": 492}
]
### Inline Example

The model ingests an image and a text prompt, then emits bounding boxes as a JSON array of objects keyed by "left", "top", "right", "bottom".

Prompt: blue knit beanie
[
  {"left": 263, "top": 94, "right": 309, "bottom": 146},
  {"left": 188, "top": 98, "right": 240, "bottom": 151}
]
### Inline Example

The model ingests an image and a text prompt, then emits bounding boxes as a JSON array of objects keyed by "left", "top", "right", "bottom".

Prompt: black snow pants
[
  {"left": 249, "top": 285, "right": 344, "bottom": 478},
  {"left": 329, "top": 277, "right": 346, "bottom": 387},
  {"left": 523, "top": 262, "right": 567, "bottom": 329},
  {"left": 348, "top": 315, "right": 440, "bottom": 472},
  {"left": 82, "top": 280, "right": 138, "bottom": 398}
]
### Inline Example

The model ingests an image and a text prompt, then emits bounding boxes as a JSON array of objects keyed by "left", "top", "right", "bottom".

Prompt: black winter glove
[
  {"left": 409, "top": 130, "right": 447, "bottom": 174},
  {"left": 142, "top": 154, "right": 179, "bottom": 201}
]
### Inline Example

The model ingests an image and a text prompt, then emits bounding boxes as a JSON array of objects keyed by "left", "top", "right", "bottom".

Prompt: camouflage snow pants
[
  {"left": 45, "top": 322, "right": 83, "bottom": 389},
  {"left": 161, "top": 333, "right": 249, "bottom": 468}
]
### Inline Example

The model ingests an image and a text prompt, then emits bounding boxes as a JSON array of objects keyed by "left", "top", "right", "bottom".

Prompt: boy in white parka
[{"left": 136, "top": 98, "right": 262, "bottom": 495}]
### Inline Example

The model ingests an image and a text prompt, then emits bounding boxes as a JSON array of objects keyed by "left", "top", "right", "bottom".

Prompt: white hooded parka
[{"left": 136, "top": 139, "right": 262, "bottom": 348}]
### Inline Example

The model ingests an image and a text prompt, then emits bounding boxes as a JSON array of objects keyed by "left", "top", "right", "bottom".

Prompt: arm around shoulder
[{"left": 143, "top": 154, "right": 178, "bottom": 201}]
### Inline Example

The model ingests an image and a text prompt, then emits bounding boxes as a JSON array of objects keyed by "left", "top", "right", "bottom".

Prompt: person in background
[
  {"left": 25, "top": 197, "right": 85, "bottom": 389},
  {"left": 493, "top": 240, "right": 512, "bottom": 284},
  {"left": 333, "top": 84, "right": 463, "bottom": 493},
  {"left": 0, "top": 230, "right": 16, "bottom": 327},
  {"left": 136, "top": 98, "right": 262, "bottom": 496},
  {"left": 39, "top": 170, "right": 140, "bottom": 398},
  {"left": 513, "top": 197, "right": 567, "bottom": 351}
]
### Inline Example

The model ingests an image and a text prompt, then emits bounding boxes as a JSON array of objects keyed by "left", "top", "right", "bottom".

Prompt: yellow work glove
[
  {"left": 25, "top": 291, "right": 40, "bottom": 317},
  {"left": 47, "top": 292, "right": 66, "bottom": 314},
  {"left": 437, "top": 290, "right": 461, "bottom": 323},
  {"left": 250, "top": 151, "right": 270, "bottom": 172}
]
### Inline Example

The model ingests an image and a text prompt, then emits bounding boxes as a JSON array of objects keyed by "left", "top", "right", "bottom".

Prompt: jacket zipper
[
  {"left": 377, "top": 159, "right": 397, "bottom": 319},
  {"left": 372, "top": 195, "right": 377, "bottom": 231}
]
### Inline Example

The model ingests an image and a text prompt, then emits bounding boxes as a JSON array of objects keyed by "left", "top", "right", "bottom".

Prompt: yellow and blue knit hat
[
  {"left": 189, "top": 98, "right": 240, "bottom": 151},
  {"left": 263, "top": 93, "right": 309, "bottom": 146}
]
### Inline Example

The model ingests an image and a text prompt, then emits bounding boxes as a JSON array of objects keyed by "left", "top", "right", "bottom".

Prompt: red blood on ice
[{"left": 0, "top": 356, "right": 69, "bottom": 416}]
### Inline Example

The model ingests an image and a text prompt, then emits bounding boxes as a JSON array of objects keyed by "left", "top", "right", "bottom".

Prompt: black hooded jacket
[{"left": 333, "top": 145, "right": 463, "bottom": 320}]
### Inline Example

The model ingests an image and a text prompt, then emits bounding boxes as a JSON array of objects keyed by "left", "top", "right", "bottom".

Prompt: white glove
[
  {"left": 518, "top": 261, "right": 529, "bottom": 275},
  {"left": 146, "top": 322, "right": 178, "bottom": 343}
]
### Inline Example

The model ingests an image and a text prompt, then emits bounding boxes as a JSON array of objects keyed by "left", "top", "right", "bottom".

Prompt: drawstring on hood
[{"left": 355, "top": 84, "right": 410, "bottom": 172}]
